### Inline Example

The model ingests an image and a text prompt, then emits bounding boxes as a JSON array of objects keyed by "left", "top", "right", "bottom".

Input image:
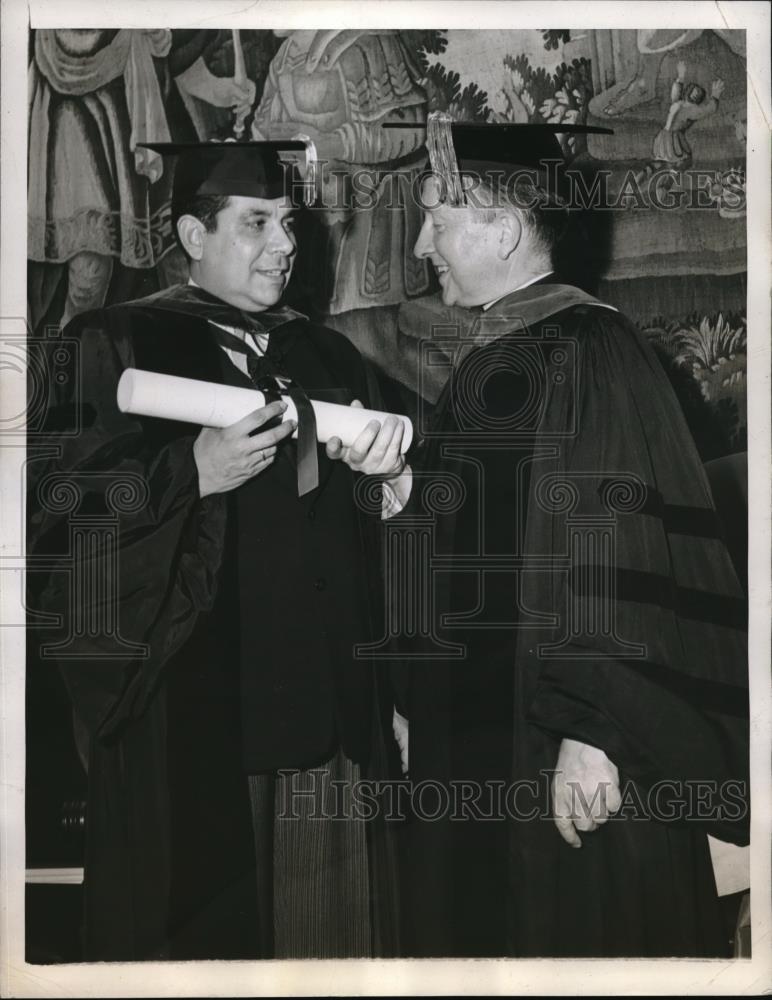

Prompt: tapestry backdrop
[
  {"left": 24, "top": 28, "right": 749, "bottom": 961},
  {"left": 27, "top": 28, "right": 747, "bottom": 458}
]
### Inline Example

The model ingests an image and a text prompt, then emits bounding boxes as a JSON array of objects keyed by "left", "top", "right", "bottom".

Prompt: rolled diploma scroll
[{"left": 116, "top": 368, "right": 413, "bottom": 453}]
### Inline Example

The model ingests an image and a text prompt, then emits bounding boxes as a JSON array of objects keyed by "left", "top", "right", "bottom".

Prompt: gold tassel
[{"left": 426, "top": 112, "right": 465, "bottom": 206}]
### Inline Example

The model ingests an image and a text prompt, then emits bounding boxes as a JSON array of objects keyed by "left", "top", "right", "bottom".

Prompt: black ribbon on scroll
[{"left": 254, "top": 373, "right": 319, "bottom": 497}]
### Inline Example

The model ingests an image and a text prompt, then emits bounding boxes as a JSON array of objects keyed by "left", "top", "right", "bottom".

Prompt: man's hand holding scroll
[{"left": 194, "top": 400, "right": 296, "bottom": 498}]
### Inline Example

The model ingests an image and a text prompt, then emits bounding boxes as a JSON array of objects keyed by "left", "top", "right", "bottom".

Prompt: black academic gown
[
  {"left": 398, "top": 283, "right": 749, "bottom": 958},
  {"left": 26, "top": 285, "right": 397, "bottom": 960}
]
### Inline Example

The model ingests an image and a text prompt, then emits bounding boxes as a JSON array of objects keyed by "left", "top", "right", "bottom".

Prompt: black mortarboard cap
[
  {"left": 137, "top": 140, "right": 316, "bottom": 207},
  {"left": 384, "top": 115, "right": 612, "bottom": 207}
]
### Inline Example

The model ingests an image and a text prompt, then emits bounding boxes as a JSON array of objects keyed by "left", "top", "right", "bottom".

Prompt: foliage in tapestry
[
  {"left": 401, "top": 29, "right": 449, "bottom": 73},
  {"left": 400, "top": 29, "right": 491, "bottom": 121},
  {"left": 422, "top": 65, "right": 491, "bottom": 120},
  {"left": 541, "top": 30, "right": 572, "bottom": 51},
  {"left": 642, "top": 312, "right": 747, "bottom": 455},
  {"left": 495, "top": 52, "right": 595, "bottom": 155}
]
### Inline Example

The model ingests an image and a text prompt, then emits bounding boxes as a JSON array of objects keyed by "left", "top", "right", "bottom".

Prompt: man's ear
[
  {"left": 497, "top": 211, "right": 522, "bottom": 260},
  {"left": 176, "top": 215, "right": 206, "bottom": 262}
]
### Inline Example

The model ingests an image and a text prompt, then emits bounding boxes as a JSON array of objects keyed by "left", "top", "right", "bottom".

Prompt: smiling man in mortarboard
[
  {"left": 383, "top": 114, "right": 749, "bottom": 958},
  {"left": 27, "top": 140, "right": 409, "bottom": 961}
]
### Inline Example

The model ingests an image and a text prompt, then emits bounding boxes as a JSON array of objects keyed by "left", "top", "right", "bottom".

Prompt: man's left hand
[
  {"left": 325, "top": 400, "right": 406, "bottom": 478},
  {"left": 552, "top": 738, "right": 622, "bottom": 848}
]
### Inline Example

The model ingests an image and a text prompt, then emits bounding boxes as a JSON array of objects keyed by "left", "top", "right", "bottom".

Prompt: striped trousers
[{"left": 247, "top": 750, "right": 373, "bottom": 958}]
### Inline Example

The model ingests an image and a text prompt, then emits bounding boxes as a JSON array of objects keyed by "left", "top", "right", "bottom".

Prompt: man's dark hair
[{"left": 172, "top": 194, "right": 230, "bottom": 259}]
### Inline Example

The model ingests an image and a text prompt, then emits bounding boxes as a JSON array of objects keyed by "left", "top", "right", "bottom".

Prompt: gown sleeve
[
  {"left": 27, "top": 309, "right": 227, "bottom": 740},
  {"left": 526, "top": 656, "right": 749, "bottom": 843},
  {"left": 518, "top": 308, "right": 749, "bottom": 843}
]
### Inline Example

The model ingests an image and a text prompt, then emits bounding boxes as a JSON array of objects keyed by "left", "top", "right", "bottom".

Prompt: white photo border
[{"left": 2, "top": 1, "right": 770, "bottom": 995}]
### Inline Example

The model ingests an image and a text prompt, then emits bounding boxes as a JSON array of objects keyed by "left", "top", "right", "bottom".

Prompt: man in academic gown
[
  {"left": 387, "top": 118, "right": 749, "bottom": 958},
  {"left": 26, "top": 142, "right": 407, "bottom": 961}
]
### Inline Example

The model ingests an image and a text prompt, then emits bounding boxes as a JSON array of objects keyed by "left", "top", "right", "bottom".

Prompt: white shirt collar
[
  {"left": 187, "top": 278, "right": 268, "bottom": 361},
  {"left": 481, "top": 271, "right": 554, "bottom": 311}
]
